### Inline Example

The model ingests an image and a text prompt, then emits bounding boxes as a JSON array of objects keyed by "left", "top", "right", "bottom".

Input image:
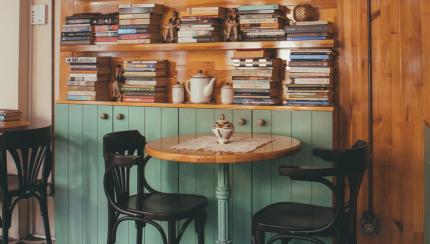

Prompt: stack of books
[
  {"left": 231, "top": 50, "right": 282, "bottom": 105},
  {"left": 66, "top": 57, "right": 111, "bottom": 101},
  {"left": 283, "top": 49, "right": 335, "bottom": 106},
  {"left": 61, "top": 13, "right": 101, "bottom": 45},
  {"left": 237, "top": 4, "right": 287, "bottom": 41},
  {"left": 122, "top": 60, "right": 168, "bottom": 103},
  {"left": 118, "top": 3, "right": 164, "bottom": 44},
  {"left": 0, "top": 110, "right": 21, "bottom": 122},
  {"left": 178, "top": 7, "right": 226, "bottom": 43},
  {"left": 93, "top": 13, "right": 119, "bottom": 45},
  {"left": 285, "top": 21, "right": 334, "bottom": 41}
]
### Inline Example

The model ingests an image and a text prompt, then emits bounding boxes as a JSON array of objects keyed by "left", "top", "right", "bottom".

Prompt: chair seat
[
  {"left": 254, "top": 202, "right": 336, "bottom": 233},
  {"left": 119, "top": 193, "right": 208, "bottom": 221}
]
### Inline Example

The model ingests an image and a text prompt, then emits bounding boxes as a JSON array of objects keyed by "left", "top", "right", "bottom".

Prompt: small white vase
[
  {"left": 221, "top": 83, "right": 234, "bottom": 104},
  {"left": 172, "top": 82, "right": 184, "bottom": 104}
]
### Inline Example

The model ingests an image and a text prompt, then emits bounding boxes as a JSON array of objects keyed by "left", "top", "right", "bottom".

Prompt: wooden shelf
[
  {"left": 60, "top": 40, "right": 336, "bottom": 52},
  {"left": 56, "top": 100, "right": 335, "bottom": 112}
]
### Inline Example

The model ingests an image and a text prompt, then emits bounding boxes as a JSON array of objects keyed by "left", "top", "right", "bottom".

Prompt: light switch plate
[{"left": 31, "top": 4, "right": 47, "bottom": 25}]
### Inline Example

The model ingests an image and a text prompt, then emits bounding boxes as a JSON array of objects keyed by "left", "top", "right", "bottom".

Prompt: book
[
  {"left": 289, "top": 67, "right": 332, "bottom": 73},
  {"left": 233, "top": 97, "right": 281, "bottom": 105},
  {"left": 288, "top": 61, "right": 331, "bottom": 67},
  {"left": 239, "top": 18, "right": 284, "bottom": 24},
  {"left": 117, "top": 39, "right": 160, "bottom": 44},
  {"left": 290, "top": 21, "right": 330, "bottom": 25},
  {"left": 290, "top": 54, "right": 332, "bottom": 60},
  {"left": 238, "top": 4, "right": 286, "bottom": 12},
  {"left": 119, "top": 18, "right": 161, "bottom": 26},
  {"left": 287, "top": 36, "right": 330, "bottom": 41},
  {"left": 119, "top": 13, "right": 161, "bottom": 20},
  {"left": 182, "top": 7, "right": 226, "bottom": 18},
  {"left": 285, "top": 24, "right": 334, "bottom": 34},
  {"left": 67, "top": 95, "right": 110, "bottom": 101}
]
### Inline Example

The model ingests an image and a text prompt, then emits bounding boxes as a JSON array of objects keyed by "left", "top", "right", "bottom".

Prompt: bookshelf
[
  {"left": 58, "top": 1, "right": 338, "bottom": 110},
  {"left": 60, "top": 40, "right": 336, "bottom": 52}
]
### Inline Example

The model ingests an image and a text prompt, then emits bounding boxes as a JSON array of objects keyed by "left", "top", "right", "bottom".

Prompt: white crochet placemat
[{"left": 170, "top": 136, "right": 274, "bottom": 153}]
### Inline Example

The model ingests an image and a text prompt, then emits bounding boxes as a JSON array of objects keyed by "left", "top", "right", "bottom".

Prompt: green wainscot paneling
[{"left": 55, "top": 104, "right": 334, "bottom": 244}]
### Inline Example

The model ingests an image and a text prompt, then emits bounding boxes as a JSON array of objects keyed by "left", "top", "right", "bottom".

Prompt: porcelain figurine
[
  {"left": 172, "top": 82, "right": 185, "bottom": 104},
  {"left": 185, "top": 70, "right": 216, "bottom": 104},
  {"left": 163, "top": 11, "right": 180, "bottom": 43},
  {"left": 221, "top": 83, "right": 234, "bottom": 104},
  {"left": 212, "top": 114, "right": 235, "bottom": 144},
  {"left": 225, "top": 9, "right": 240, "bottom": 41},
  {"left": 112, "top": 65, "right": 125, "bottom": 101}
]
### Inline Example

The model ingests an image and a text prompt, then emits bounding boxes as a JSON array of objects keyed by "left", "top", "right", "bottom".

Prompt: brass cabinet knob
[
  {"left": 238, "top": 118, "right": 247, "bottom": 126},
  {"left": 99, "top": 113, "right": 109, "bottom": 120},
  {"left": 257, "top": 119, "right": 266, "bottom": 127},
  {"left": 115, "top": 113, "right": 125, "bottom": 120}
]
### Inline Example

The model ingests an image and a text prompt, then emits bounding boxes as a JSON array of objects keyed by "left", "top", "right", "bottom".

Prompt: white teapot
[{"left": 185, "top": 70, "right": 216, "bottom": 104}]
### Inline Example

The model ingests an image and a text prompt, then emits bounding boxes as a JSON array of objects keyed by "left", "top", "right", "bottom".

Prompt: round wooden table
[
  {"left": 145, "top": 133, "right": 301, "bottom": 244},
  {"left": 0, "top": 120, "right": 30, "bottom": 133}
]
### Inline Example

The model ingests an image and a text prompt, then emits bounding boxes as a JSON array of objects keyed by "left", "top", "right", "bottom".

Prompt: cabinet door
[{"left": 97, "top": 105, "right": 113, "bottom": 244}]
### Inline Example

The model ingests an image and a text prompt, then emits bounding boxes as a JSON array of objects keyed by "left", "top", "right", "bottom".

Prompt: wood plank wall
[
  {"left": 56, "top": 0, "right": 430, "bottom": 243},
  {"left": 338, "top": 0, "right": 430, "bottom": 243}
]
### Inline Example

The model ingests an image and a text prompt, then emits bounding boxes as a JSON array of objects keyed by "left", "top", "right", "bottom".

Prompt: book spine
[{"left": 290, "top": 55, "right": 331, "bottom": 60}]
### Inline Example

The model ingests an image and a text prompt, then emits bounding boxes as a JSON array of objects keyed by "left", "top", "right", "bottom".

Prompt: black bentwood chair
[
  {"left": 103, "top": 130, "right": 208, "bottom": 244},
  {"left": 252, "top": 140, "right": 369, "bottom": 244},
  {"left": 0, "top": 126, "right": 53, "bottom": 244}
]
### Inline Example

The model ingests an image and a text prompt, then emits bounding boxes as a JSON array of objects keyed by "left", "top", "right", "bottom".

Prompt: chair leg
[
  {"left": 195, "top": 211, "right": 207, "bottom": 244},
  {"left": 39, "top": 191, "right": 52, "bottom": 244},
  {"left": 255, "top": 230, "right": 265, "bottom": 244},
  {"left": 168, "top": 221, "right": 177, "bottom": 244},
  {"left": 281, "top": 239, "right": 290, "bottom": 244},
  {"left": 107, "top": 207, "right": 115, "bottom": 244},
  {"left": 136, "top": 222, "right": 144, "bottom": 244},
  {"left": 1, "top": 207, "right": 10, "bottom": 244}
]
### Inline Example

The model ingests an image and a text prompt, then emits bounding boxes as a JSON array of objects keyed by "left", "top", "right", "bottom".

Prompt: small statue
[
  {"left": 112, "top": 65, "right": 125, "bottom": 101},
  {"left": 225, "top": 9, "right": 240, "bottom": 41},
  {"left": 163, "top": 11, "right": 180, "bottom": 43}
]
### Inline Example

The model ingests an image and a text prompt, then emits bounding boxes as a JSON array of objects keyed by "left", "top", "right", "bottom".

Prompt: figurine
[
  {"left": 112, "top": 65, "right": 125, "bottom": 101},
  {"left": 163, "top": 11, "right": 180, "bottom": 43},
  {"left": 225, "top": 9, "right": 240, "bottom": 41}
]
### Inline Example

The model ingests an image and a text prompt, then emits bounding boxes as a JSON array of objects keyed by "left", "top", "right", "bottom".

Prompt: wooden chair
[
  {"left": 252, "top": 140, "right": 369, "bottom": 244},
  {"left": 0, "top": 126, "right": 53, "bottom": 244},
  {"left": 103, "top": 130, "right": 208, "bottom": 244}
]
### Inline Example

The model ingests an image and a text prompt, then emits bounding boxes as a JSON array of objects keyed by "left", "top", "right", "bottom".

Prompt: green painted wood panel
[
  {"left": 291, "top": 111, "right": 312, "bottom": 204},
  {"left": 311, "top": 112, "right": 333, "bottom": 207},
  {"left": 113, "top": 106, "right": 130, "bottom": 244},
  {"left": 97, "top": 106, "right": 113, "bottom": 244},
  {"left": 55, "top": 105, "right": 335, "bottom": 244},
  {"left": 82, "top": 105, "right": 99, "bottom": 244},
  {"left": 231, "top": 109, "right": 252, "bottom": 244},
  {"left": 271, "top": 111, "right": 293, "bottom": 203},
  {"left": 178, "top": 108, "right": 197, "bottom": 244},
  {"left": 196, "top": 109, "right": 216, "bottom": 244},
  {"left": 144, "top": 107, "right": 163, "bottom": 244},
  {"left": 55, "top": 104, "right": 69, "bottom": 244},
  {"left": 128, "top": 106, "right": 145, "bottom": 244},
  {"left": 68, "top": 105, "right": 84, "bottom": 244},
  {"left": 161, "top": 108, "right": 179, "bottom": 193},
  {"left": 252, "top": 110, "right": 272, "bottom": 214}
]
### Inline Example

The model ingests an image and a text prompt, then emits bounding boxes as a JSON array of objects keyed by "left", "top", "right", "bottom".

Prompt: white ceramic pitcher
[{"left": 185, "top": 71, "right": 216, "bottom": 104}]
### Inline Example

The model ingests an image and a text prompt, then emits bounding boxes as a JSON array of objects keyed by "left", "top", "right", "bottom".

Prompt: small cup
[{"left": 172, "top": 82, "right": 184, "bottom": 104}]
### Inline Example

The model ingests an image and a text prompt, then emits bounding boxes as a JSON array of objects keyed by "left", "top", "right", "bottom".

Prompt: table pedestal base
[{"left": 216, "top": 164, "right": 232, "bottom": 244}]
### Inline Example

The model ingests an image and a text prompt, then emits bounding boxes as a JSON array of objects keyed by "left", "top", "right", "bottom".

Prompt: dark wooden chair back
[
  {"left": 103, "top": 130, "right": 157, "bottom": 212},
  {"left": 0, "top": 126, "right": 52, "bottom": 195}
]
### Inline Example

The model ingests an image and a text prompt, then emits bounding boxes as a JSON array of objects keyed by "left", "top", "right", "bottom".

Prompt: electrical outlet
[{"left": 31, "top": 4, "right": 47, "bottom": 25}]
